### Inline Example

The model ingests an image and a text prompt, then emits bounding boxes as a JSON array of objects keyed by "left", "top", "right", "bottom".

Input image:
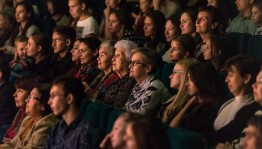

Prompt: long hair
[{"left": 162, "top": 58, "right": 198, "bottom": 124}]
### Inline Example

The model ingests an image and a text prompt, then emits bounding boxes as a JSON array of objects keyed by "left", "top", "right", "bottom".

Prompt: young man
[
  {"left": 44, "top": 75, "right": 99, "bottom": 149},
  {"left": 68, "top": 0, "right": 99, "bottom": 38},
  {"left": 226, "top": 0, "right": 256, "bottom": 35},
  {"left": 46, "top": 25, "right": 75, "bottom": 81}
]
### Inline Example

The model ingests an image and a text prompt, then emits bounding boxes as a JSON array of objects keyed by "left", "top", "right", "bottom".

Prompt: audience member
[
  {"left": 45, "top": 0, "right": 69, "bottom": 26},
  {"left": 153, "top": 0, "right": 181, "bottom": 19},
  {"left": 251, "top": 1, "right": 262, "bottom": 35},
  {"left": 68, "top": 38, "right": 81, "bottom": 77}
]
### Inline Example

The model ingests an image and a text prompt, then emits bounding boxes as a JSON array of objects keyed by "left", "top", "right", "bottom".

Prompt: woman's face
[
  {"left": 79, "top": 42, "right": 97, "bottom": 65},
  {"left": 15, "top": 5, "right": 28, "bottom": 23},
  {"left": 110, "top": 116, "right": 127, "bottom": 149},
  {"left": 252, "top": 6, "right": 262, "bottom": 25},
  {"left": 97, "top": 46, "right": 113, "bottom": 71},
  {"left": 143, "top": 16, "right": 154, "bottom": 38},
  {"left": 187, "top": 73, "right": 198, "bottom": 96},
  {"left": 139, "top": 0, "right": 151, "bottom": 13},
  {"left": 47, "top": 1, "right": 54, "bottom": 15},
  {"left": 129, "top": 52, "right": 149, "bottom": 83},
  {"left": 106, "top": 0, "right": 118, "bottom": 9},
  {"left": 170, "top": 40, "right": 185, "bottom": 62},
  {"left": 169, "top": 64, "right": 184, "bottom": 89},
  {"left": 70, "top": 40, "right": 80, "bottom": 62},
  {"left": 165, "top": 20, "right": 177, "bottom": 42},
  {"left": 125, "top": 124, "right": 138, "bottom": 149},
  {"left": 202, "top": 39, "right": 212, "bottom": 60},
  {"left": 25, "top": 37, "right": 39, "bottom": 57},
  {"left": 109, "top": 13, "right": 122, "bottom": 33},
  {"left": 180, "top": 12, "right": 195, "bottom": 35},
  {"left": 13, "top": 88, "right": 29, "bottom": 108},
  {"left": 196, "top": 11, "right": 212, "bottom": 34},
  {"left": 112, "top": 47, "right": 129, "bottom": 74},
  {"left": 26, "top": 88, "right": 43, "bottom": 118},
  {"left": 252, "top": 71, "right": 262, "bottom": 105}
]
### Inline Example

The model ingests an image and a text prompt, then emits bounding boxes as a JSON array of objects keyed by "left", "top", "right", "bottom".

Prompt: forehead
[
  {"left": 145, "top": 16, "right": 153, "bottom": 23},
  {"left": 52, "top": 32, "right": 63, "bottom": 39},
  {"left": 69, "top": 0, "right": 80, "bottom": 5},
  {"left": 131, "top": 52, "right": 143, "bottom": 60},
  {"left": 99, "top": 46, "right": 109, "bottom": 53},
  {"left": 198, "top": 11, "right": 211, "bottom": 18},
  {"left": 257, "top": 71, "right": 262, "bottom": 79},
  {"left": 30, "top": 87, "right": 40, "bottom": 95},
  {"left": 16, "top": 5, "right": 26, "bottom": 11},
  {"left": 50, "top": 85, "right": 63, "bottom": 93},
  {"left": 174, "top": 64, "right": 183, "bottom": 70},
  {"left": 16, "top": 41, "right": 27, "bottom": 47},
  {"left": 115, "top": 47, "right": 125, "bottom": 54}
]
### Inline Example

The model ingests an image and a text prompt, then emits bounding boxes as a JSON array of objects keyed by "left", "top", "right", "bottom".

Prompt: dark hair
[
  {"left": 31, "top": 33, "right": 52, "bottom": 56},
  {"left": 166, "top": 15, "right": 182, "bottom": 38},
  {"left": 248, "top": 115, "right": 262, "bottom": 138},
  {"left": 15, "top": 75, "right": 45, "bottom": 91},
  {"left": 131, "top": 47, "right": 163, "bottom": 74},
  {"left": 0, "top": 59, "right": 10, "bottom": 80},
  {"left": 183, "top": 10, "right": 197, "bottom": 25},
  {"left": 188, "top": 62, "right": 221, "bottom": 101},
  {"left": 145, "top": 10, "right": 166, "bottom": 48},
  {"left": 225, "top": 55, "right": 261, "bottom": 89},
  {"left": 128, "top": 116, "right": 172, "bottom": 149},
  {"left": 110, "top": 9, "right": 132, "bottom": 31},
  {"left": 52, "top": 75, "right": 85, "bottom": 108},
  {"left": 173, "top": 34, "right": 196, "bottom": 57},
  {"left": 35, "top": 83, "right": 52, "bottom": 116},
  {"left": 53, "top": 25, "right": 76, "bottom": 49},
  {"left": 79, "top": 36, "right": 101, "bottom": 52},
  {"left": 15, "top": 35, "right": 28, "bottom": 43}
]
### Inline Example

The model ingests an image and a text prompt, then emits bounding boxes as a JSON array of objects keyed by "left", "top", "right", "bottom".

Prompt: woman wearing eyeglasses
[
  {"left": 0, "top": 84, "right": 58, "bottom": 148},
  {"left": 124, "top": 47, "right": 170, "bottom": 116},
  {"left": 160, "top": 58, "right": 198, "bottom": 124}
]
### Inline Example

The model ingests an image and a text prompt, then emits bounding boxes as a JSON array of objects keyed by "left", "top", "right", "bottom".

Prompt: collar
[
  {"left": 235, "top": 94, "right": 253, "bottom": 103},
  {"left": 60, "top": 114, "right": 83, "bottom": 129}
]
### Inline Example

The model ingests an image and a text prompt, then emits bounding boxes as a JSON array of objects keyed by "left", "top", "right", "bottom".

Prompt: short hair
[
  {"left": 100, "top": 40, "right": 116, "bottom": 56},
  {"left": 225, "top": 55, "right": 261, "bottom": 87},
  {"left": 114, "top": 40, "right": 138, "bottom": 62},
  {"left": 14, "top": 75, "right": 45, "bottom": 91},
  {"left": 31, "top": 33, "right": 52, "bottom": 56},
  {"left": 52, "top": 75, "right": 85, "bottom": 108},
  {"left": 15, "top": 35, "right": 28, "bottom": 43},
  {"left": 0, "top": 59, "right": 10, "bottom": 80},
  {"left": 131, "top": 47, "right": 163, "bottom": 74},
  {"left": 53, "top": 25, "right": 76, "bottom": 49},
  {"left": 172, "top": 34, "right": 196, "bottom": 57},
  {"left": 34, "top": 83, "right": 52, "bottom": 116}
]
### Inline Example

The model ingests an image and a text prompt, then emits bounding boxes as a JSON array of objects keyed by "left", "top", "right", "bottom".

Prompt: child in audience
[
  {"left": 251, "top": 2, "right": 262, "bottom": 35},
  {"left": 9, "top": 35, "right": 34, "bottom": 82}
]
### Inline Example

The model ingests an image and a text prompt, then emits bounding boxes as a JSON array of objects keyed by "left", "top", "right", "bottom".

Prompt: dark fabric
[
  {"left": 96, "top": 75, "right": 136, "bottom": 109},
  {"left": 122, "top": 30, "right": 145, "bottom": 47},
  {"left": 31, "top": 56, "right": 51, "bottom": 76},
  {"left": 0, "top": 81, "right": 18, "bottom": 126},
  {"left": 78, "top": 61, "right": 102, "bottom": 87},
  {"left": 43, "top": 115, "right": 101, "bottom": 149}
]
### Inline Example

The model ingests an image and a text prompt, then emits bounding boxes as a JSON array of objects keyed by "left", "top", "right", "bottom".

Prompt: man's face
[{"left": 52, "top": 32, "right": 68, "bottom": 54}]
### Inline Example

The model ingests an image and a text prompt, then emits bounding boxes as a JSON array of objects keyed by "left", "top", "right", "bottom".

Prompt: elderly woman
[
  {"left": 0, "top": 83, "right": 58, "bottom": 148},
  {"left": 124, "top": 48, "right": 170, "bottom": 116},
  {"left": 96, "top": 40, "right": 137, "bottom": 109}
]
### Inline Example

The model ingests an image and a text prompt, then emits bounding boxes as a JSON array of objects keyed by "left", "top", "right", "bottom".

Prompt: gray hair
[
  {"left": 100, "top": 40, "right": 116, "bottom": 56},
  {"left": 114, "top": 40, "right": 138, "bottom": 62}
]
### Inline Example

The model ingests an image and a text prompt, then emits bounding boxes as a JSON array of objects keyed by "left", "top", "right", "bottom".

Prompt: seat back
[{"left": 247, "top": 35, "right": 262, "bottom": 63}]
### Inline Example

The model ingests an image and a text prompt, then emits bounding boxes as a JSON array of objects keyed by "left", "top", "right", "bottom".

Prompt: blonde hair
[{"left": 162, "top": 58, "right": 198, "bottom": 124}]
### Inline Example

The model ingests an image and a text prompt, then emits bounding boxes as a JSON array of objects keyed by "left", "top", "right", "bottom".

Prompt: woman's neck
[
  {"left": 20, "top": 21, "right": 27, "bottom": 29},
  {"left": 115, "top": 70, "right": 129, "bottom": 78},
  {"left": 34, "top": 54, "right": 45, "bottom": 64}
]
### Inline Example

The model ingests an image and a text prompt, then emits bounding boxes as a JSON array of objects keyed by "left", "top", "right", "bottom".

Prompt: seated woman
[
  {"left": 100, "top": 112, "right": 140, "bottom": 149},
  {"left": 124, "top": 47, "right": 170, "bottom": 116},
  {"left": 170, "top": 62, "right": 222, "bottom": 136},
  {"left": 69, "top": 38, "right": 81, "bottom": 77},
  {"left": 0, "top": 83, "right": 58, "bottom": 148},
  {"left": 160, "top": 58, "right": 198, "bottom": 124},
  {"left": 96, "top": 40, "right": 137, "bottom": 109},
  {"left": 108, "top": 9, "right": 144, "bottom": 46},
  {"left": 2, "top": 75, "right": 44, "bottom": 143}
]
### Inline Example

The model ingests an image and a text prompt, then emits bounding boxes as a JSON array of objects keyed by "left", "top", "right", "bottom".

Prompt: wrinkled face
[
  {"left": 129, "top": 52, "right": 149, "bottom": 82},
  {"left": 48, "top": 85, "right": 69, "bottom": 116},
  {"left": 236, "top": 0, "right": 251, "bottom": 13},
  {"left": 79, "top": 42, "right": 97, "bottom": 65},
  {"left": 169, "top": 40, "right": 185, "bottom": 62},
  {"left": 169, "top": 64, "right": 184, "bottom": 89},
  {"left": 25, "top": 88, "right": 43, "bottom": 118},
  {"left": 180, "top": 12, "right": 195, "bottom": 35},
  {"left": 97, "top": 46, "right": 114, "bottom": 71},
  {"left": 243, "top": 125, "right": 262, "bottom": 149},
  {"left": 70, "top": 40, "right": 81, "bottom": 62},
  {"left": 68, "top": 0, "right": 82, "bottom": 19},
  {"left": 108, "top": 13, "right": 122, "bottom": 33},
  {"left": 26, "top": 37, "right": 38, "bottom": 57},
  {"left": 207, "top": 0, "right": 217, "bottom": 7},
  {"left": 110, "top": 116, "right": 127, "bottom": 148},
  {"left": 52, "top": 32, "right": 68, "bottom": 54},
  {"left": 252, "top": 6, "right": 262, "bottom": 25},
  {"left": 13, "top": 88, "right": 29, "bottom": 108},
  {"left": 187, "top": 73, "right": 198, "bottom": 96},
  {"left": 15, "top": 5, "right": 28, "bottom": 23},
  {"left": 253, "top": 71, "right": 262, "bottom": 105},
  {"left": 202, "top": 39, "right": 212, "bottom": 60},
  {"left": 15, "top": 41, "right": 27, "bottom": 59},
  {"left": 139, "top": 0, "right": 151, "bottom": 13},
  {"left": 143, "top": 16, "right": 154, "bottom": 38},
  {"left": 112, "top": 47, "right": 129, "bottom": 74},
  {"left": 165, "top": 20, "right": 177, "bottom": 42},
  {"left": 225, "top": 65, "right": 247, "bottom": 96},
  {"left": 125, "top": 124, "right": 138, "bottom": 149},
  {"left": 196, "top": 11, "right": 212, "bottom": 34}
]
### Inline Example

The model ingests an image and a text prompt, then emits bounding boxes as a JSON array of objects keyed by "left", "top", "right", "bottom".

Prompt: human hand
[{"left": 216, "top": 142, "right": 233, "bottom": 149}]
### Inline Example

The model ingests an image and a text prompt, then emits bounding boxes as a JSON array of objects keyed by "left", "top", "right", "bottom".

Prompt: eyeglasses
[
  {"left": 171, "top": 70, "right": 183, "bottom": 74},
  {"left": 130, "top": 61, "right": 146, "bottom": 67},
  {"left": 26, "top": 95, "right": 40, "bottom": 102},
  {"left": 52, "top": 38, "right": 64, "bottom": 43},
  {"left": 49, "top": 94, "right": 66, "bottom": 99}
]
